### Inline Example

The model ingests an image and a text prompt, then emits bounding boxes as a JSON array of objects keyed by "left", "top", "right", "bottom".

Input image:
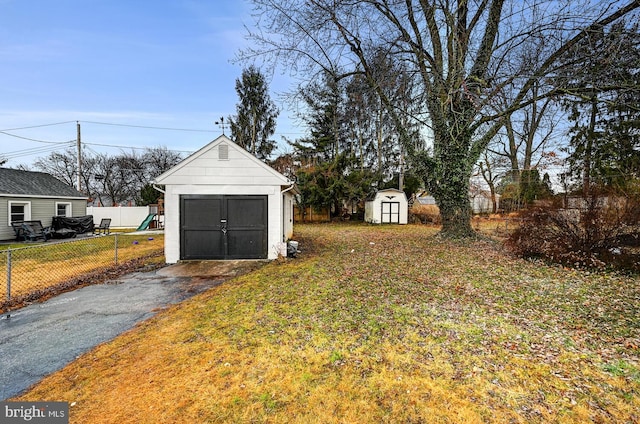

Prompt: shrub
[
  {"left": 506, "top": 193, "right": 640, "bottom": 271},
  {"left": 410, "top": 204, "right": 441, "bottom": 224}
]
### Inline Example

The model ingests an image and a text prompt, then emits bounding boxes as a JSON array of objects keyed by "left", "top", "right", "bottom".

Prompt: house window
[
  {"left": 8, "top": 201, "right": 31, "bottom": 224},
  {"left": 55, "top": 202, "right": 72, "bottom": 217}
]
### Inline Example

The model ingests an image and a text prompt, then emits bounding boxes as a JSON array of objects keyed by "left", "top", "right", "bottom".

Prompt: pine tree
[
  {"left": 558, "top": 22, "right": 640, "bottom": 193},
  {"left": 229, "top": 66, "right": 279, "bottom": 160}
]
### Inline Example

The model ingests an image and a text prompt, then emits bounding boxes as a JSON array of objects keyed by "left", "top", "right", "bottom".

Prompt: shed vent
[{"left": 219, "top": 144, "right": 229, "bottom": 160}]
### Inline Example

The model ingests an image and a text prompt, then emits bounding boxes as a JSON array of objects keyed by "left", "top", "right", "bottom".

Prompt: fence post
[
  {"left": 6, "top": 248, "right": 11, "bottom": 302},
  {"left": 114, "top": 233, "right": 118, "bottom": 265}
]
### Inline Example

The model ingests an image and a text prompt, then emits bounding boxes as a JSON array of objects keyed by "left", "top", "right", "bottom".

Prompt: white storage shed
[{"left": 364, "top": 188, "right": 408, "bottom": 224}]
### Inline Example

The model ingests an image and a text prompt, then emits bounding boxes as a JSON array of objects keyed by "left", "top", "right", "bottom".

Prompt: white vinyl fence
[{"left": 87, "top": 206, "right": 154, "bottom": 228}]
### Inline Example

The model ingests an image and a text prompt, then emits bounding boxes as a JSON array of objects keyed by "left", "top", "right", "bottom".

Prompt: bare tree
[
  {"left": 144, "top": 146, "right": 183, "bottom": 179},
  {"left": 475, "top": 149, "right": 511, "bottom": 213},
  {"left": 240, "top": 0, "right": 640, "bottom": 237},
  {"left": 34, "top": 146, "right": 182, "bottom": 206},
  {"left": 490, "top": 81, "right": 563, "bottom": 183},
  {"left": 33, "top": 148, "right": 78, "bottom": 188}
]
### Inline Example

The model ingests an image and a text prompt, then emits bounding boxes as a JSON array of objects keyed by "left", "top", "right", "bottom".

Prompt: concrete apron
[
  {"left": 0, "top": 260, "right": 266, "bottom": 401},
  {"left": 157, "top": 259, "right": 267, "bottom": 278}
]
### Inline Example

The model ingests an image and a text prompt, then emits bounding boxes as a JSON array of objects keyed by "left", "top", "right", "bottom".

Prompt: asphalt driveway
[{"left": 0, "top": 260, "right": 265, "bottom": 400}]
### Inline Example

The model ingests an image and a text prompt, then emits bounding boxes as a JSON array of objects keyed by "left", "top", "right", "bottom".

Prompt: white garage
[
  {"left": 153, "top": 135, "right": 296, "bottom": 262},
  {"left": 364, "top": 188, "right": 408, "bottom": 224}
]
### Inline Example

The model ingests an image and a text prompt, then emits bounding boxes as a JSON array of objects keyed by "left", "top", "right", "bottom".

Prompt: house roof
[
  {"left": 415, "top": 195, "right": 437, "bottom": 205},
  {"left": 153, "top": 135, "right": 293, "bottom": 186},
  {"left": 0, "top": 168, "right": 86, "bottom": 199}
]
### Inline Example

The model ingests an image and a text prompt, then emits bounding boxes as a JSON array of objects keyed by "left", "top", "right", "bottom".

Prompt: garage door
[{"left": 180, "top": 195, "right": 268, "bottom": 260}]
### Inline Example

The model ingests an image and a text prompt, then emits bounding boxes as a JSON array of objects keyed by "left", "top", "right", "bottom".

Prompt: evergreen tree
[
  {"left": 558, "top": 22, "right": 640, "bottom": 193},
  {"left": 229, "top": 66, "right": 279, "bottom": 160},
  {"left": 289, "top": 71, "right": 384, "bottom": 218},
  {"left": 295, "top": 153, "right": 377, "bottom": 219},
  {"left": 289, "top": 71, "right": 346, "bottom": 165}
]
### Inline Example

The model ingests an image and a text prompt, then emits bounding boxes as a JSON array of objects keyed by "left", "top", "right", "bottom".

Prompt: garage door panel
[
  {"left": 182, "top": 198, "right": 222, "bottom": 228},
  {"left": 182, "top": 230, "right": 224, "bottom": 259},
  {"left": 227, "top": 230, "right": 265, "bottom": 258},
  {"left": 227, "top": 197, "right": 266, "bottom": 230}
]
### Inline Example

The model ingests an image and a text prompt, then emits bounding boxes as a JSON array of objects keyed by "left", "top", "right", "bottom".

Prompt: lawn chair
[
  {"left": 11, "top": 222, "right": 25, "bottom": 241},
  {"left": 19, "top": 221, "right": 52, "bottom": 242},
  {"left": 94, "top": 218, "right": 111, "bottom": 235}
]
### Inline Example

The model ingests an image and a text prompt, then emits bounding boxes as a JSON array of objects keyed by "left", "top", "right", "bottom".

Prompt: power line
[
  {"left": 2, "top": 141, "right": 76, "bottom": 159},
  {"left": 0, "top": 120, "right": 214, "bottom": 133},
  {"left": 80, "top": 120, "right": 217, "bottom": 133},
  {"left": 1, "top": 119, "right": 305, "bottom": 142},
  {"left": 82, "top": 141, "right": 194, "bottom": 154},
  {"left": 80, "top": 120, "right": 306, "bottom": 136},
  {"left": 0, "top": 121, "right": 76, "bottom": 131},
  {"left": 0, "top": 130, "right": 75, "bottom": 144}
]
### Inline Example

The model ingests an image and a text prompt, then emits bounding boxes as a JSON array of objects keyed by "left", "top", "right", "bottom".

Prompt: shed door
[
  {"left": 381, "top": 202, "right": 400, "bottom": 224},
  {"left": 180, "top": 195, "right": 267, "bottom": 260}
]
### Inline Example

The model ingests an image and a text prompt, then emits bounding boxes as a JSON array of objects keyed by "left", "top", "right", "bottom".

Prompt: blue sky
[{"left": 0, "top": 0, "right": 300, "bottom": 168}]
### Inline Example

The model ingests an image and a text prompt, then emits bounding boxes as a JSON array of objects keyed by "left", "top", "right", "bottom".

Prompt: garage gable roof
[{"left": 153, "top": 135, "right": 292, "bottom": 186}]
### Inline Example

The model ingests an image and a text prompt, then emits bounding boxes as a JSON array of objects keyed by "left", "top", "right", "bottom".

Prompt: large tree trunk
[
  {"left": 436, "top": 178, "right": 475, "bottom": 238},
  {"left": 420, "top": 116, "right": 477, "bottom": 239}
]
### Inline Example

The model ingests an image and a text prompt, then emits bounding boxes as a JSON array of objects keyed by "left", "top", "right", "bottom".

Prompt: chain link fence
[{"left": 1, "top": 233, "right": 164, "bottom": 312}]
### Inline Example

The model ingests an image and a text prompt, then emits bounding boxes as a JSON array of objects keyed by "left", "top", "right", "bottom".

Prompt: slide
[{"left": 136, "top": 213, "right": 156, "bottom": 231}]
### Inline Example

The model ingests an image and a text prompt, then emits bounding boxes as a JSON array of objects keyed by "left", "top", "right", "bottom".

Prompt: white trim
[
  {"left": 0, "top": 194, "right": 86, "bottom": 200},
  {"left": 8, "top": 200, "right": 32, "bottom": 225},
  {"left": 55, "top": 201, "right": 73, "bottom": 217}
]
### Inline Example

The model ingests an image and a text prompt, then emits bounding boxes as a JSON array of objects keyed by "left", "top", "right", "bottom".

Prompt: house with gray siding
[{"left": 0, "top": 168, "right": 87, "bottom": 241}]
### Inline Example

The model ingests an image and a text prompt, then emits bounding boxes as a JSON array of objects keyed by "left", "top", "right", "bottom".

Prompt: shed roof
[
  {"left": 0, "top": 168, "right": 86, "bottom": 198},
  {"left": 366, "top": 188, "right": 408, "bottom": 201}
]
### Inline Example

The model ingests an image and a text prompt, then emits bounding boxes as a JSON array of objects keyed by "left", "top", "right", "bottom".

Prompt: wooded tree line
[
  {"left": 235, "top": 0, "right": 640, "bottom": 237},
  {"left": 229, "top": 59, "right": 427, "bottom": 218}
]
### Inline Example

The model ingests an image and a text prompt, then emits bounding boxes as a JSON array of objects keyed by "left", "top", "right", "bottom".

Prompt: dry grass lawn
[
  {"left": 15, "top": 224, "right": 639, "bottom": 423},
  {"left": 1, "top": 234, "right": 164, "bottom": 299}
]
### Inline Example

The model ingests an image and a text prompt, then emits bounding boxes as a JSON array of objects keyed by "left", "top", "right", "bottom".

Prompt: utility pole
[
  {"left": 76, "top": 121, "right": 82, "bottom": 192},
  {"left": 399, "top": 148, "right": 405, "bottom": 191}
]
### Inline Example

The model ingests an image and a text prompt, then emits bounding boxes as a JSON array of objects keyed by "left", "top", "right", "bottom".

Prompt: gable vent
[{"left": 219, "top": 144, "right": 229, "bottom": 160}]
